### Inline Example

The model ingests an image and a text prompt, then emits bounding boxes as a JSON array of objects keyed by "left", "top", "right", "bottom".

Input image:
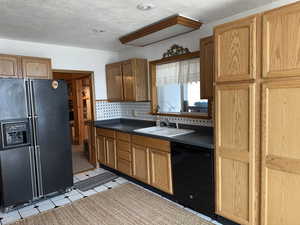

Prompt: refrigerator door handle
[
  {"left": 25, "top": 80, "right": 32, "bottom": 117},
  {"left": 30, "top": 80, "right": 37, "bottom": 117},
  {"left": 29, "top": 146, "right": 38, "bottom": 199},
  {"left": 35, "top": 145, "right": 44, "bottom": 197}
]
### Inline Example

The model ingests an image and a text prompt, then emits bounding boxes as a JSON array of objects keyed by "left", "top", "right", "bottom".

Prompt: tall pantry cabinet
[
  {"left": 261, "top": 3, "right": 300, "bottom": 225},
  {"left": 214, "top": 2, "right": 300, "bottom": 225},
  {"left": 214, "top": 15, "right": 261, "bottom": 225}
]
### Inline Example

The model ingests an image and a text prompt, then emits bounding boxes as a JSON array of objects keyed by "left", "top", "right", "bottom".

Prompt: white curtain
[{"left": 156, "top": 58, "right": 200, "bottom": 86}]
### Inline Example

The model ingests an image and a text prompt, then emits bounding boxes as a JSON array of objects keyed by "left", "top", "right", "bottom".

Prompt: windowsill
[{"left": 150, "top": 112, "right": 211, "bottom": 119}]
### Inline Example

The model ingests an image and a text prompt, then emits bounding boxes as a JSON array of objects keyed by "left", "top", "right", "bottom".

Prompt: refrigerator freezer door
[
  {"left": 31, "top": 80, "right": 73, "bottom": 196},
  {"left": 0, "top": 147, "right": 35, "bottom": 207},
  {"left": 0, "top": 78, "right": 28, "bottom": 120}
]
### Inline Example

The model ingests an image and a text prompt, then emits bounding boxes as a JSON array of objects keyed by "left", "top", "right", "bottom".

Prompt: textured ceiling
[{"left": 0, "top": 0, "right": 279, "bottom": 51}]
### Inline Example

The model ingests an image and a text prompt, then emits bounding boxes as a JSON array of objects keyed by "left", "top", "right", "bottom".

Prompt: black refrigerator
[{"left": 0, "top": 78, "right": 73, "bottom": 210}]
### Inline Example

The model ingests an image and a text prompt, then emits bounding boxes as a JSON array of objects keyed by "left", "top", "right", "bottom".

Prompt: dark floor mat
[{"left": 74, "top": 172, "right": 118, "bottom": 192}]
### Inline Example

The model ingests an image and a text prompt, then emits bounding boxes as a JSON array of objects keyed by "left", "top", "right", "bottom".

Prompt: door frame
[{"left": 52, "top": 69, "right": 97, "bottom": 167}]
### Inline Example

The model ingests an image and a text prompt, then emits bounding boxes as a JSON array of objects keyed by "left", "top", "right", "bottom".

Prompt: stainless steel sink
[{"left": 134, "top": 126, "right": 194, "bottom": 137}]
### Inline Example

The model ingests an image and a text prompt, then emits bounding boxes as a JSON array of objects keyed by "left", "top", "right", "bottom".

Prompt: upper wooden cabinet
[
  {"left": 106, "top": 58, "right": 148, "bottom": 102},
  {"left": 263, "top": 2, "right": 300, "bottom": 78},
  {"left": 21, "top": 56, "right": 52, "bottom": 79},
  {"left": 0, "top": 54, "right": 20, "bottom": 78},
  {"left": 200, "top": 36, "right": 214, "bottom": 99},
  {"left": 0, "top": 54, "right": 52, "bottom": 79},
  {"left": 106, "top": 62, "right": 123, "bottom": 101},
  {"left": 215, "top": 83, "right": 257, "bottom": 225},
  {"left": 214, "top": 15, "right": 260, "bottom": 82}
]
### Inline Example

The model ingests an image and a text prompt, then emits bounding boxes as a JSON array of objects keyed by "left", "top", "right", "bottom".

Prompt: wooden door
[
  {"left": 200, "top": 36, "right": 214, "bottom": 99},
  {"left": 261, "top": 80, "right": 300, "bottom": 225},
  {"left": 122, "top": 60, "right": 135, "bottom": 101},
  {"left": 132, "top": 144, "right": 150, "bottom": 184},
  {"left": 0, "top": 54, "right": 20, "bottom": 78},
  {"left": 149, "top": 149, "right": 173, "bottom": 194},
  {"left": 106, "top": 137, "right": 116, "bottom": 169},
  {"left": 96, "top": 135, "right": 106, "bottom": 165},
  {"left": 22, "top": 57, "right": 52, "bottom": 79},
  {"left": 215, "top": 15, "right": 259, "bottom": 82},
  {"left": 263, "top": 2, "right": 300, "bottom": 78},
  {"left": 106, "top": 63, "right": 123, "bottom": 101},
  {"left": 215, "top": 83, "right": 257, "bottom": 225}
]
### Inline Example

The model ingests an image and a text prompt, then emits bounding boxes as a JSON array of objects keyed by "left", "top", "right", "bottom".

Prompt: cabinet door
[
  {"left": 215, "top": 15, "right": 259, "bottom": 82},
  {"left": 96, "top": 135, "right": 106, "bottom": 165},
  {"left": 263, "top": 2, "right": 300, "bottom": 78},
  {"left": 0, "top": 54, "right": 20, "bottom": 78},
  {"left": 215, "top": 83, "right": 257, "bottom": 225},
  {"left": 22, "top": 57, "right": 52, "bottom": 79},
  {"left": 149, "top": 149, "right": 173, "bottom": 194},
  {"left": 106, "top": 63, "right": 123, "bottom": 101},
  {"left": 261, "top": 80, "right": 300, "bottom": 225},
  {"left": 132, "top": 144, "right": 150, "bottom": 184},
  {"left": 122, "top": 60, "right": 135, "bottom": 101},
  {"left": 200, "top": 36, "right": 214, "bottom": 99},
  {"left": 106, "top": 137, "right": 117, "bottom": 169}
]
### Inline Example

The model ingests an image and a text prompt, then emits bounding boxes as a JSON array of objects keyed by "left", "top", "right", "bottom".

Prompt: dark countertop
[{"left": 93, "top": 119, "right": 214, "bottom": 149}]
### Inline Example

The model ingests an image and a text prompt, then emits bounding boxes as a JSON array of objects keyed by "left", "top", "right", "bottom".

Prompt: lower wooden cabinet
[
  {"left": 149, "top": 149, "right": 173, "bottom": 194},
  {"left": 96, "top": 135, "right": 106, "bottom": 164},
  {"left": 132, "top": 144, "right": 150, "bottom": 184},
  {"left": 97, "top": 129, "right": 173, "bottom": 195},
  {"left": 96, "top": 131, "right": 117, "bottom": 169},
  {"left": 106, "top": 137, "right": 117, "bottom": 169}
]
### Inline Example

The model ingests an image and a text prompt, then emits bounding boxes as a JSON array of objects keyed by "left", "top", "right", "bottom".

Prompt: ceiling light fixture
[{"left": 137, "top": 2, "right": 155, "bottom": 11}]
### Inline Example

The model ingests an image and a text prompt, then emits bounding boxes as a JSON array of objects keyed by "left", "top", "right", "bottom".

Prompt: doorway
[{"left": 53, "top": 70, "right": 96, "bottom": 174}]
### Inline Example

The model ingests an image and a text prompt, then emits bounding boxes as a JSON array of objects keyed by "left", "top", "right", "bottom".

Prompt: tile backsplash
[{"left": 96, "top": 101, "right": 213, "bottom": 127}]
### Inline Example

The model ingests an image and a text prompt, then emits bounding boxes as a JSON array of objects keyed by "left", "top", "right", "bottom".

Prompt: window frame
[{"left": 150, "top": 51, "right": 212, "bottom": 119}]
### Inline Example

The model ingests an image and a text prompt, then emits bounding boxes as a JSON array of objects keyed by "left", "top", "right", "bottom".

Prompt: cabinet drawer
[
  {"left": 118, "top": 150, "right": 132, "bottom": 161},
  {"left": 96, "top": 128, "right": 116, "bottom": 138},
  {"left": 116, "top": 132, "right": 131, "bottom": 142},
  {"left": 132, "top": 135, "right": 170, "bottom": 152},
  {"left": 117, "top": 159, "right": 132, "bottom": 176},
  {"left": 117, "top": 140, "right": 131, "bottom": 152}
]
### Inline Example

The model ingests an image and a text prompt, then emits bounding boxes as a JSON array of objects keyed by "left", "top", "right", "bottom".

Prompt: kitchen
[{"left": 0, "top": 0, "right": 299, "bottom": 225}]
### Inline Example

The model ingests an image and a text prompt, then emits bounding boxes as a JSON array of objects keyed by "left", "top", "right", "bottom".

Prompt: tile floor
[{"left": 0, "top": 168, "right": 222, "bottom": 225}]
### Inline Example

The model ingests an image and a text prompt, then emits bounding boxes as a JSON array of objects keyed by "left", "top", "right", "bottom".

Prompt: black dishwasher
[{"left": 171, "top": 142, "right": 214, "bottom": 217}]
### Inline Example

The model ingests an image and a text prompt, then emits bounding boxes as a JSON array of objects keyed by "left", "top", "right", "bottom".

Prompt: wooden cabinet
[
  {"left": 96, "top": 135, "right": 106, "bottom": 164},
  {"left": 0, "top": 54, "right": 20, "bottom": 78},
  {"left": 149, "top": 149, "right": 173, "bottom": 194},
  {"left": 106, "top": 62, "right": 123, "bottom": 101},
  {"left": 261, "top": 80, "right": 300, "bottom": 225},
  {"left": 106, "top": 58, "right": 148, "bottom": 102},
  {"left": 21, "top": 56, "right": 52, "bottom": 79},
  {"left": 0, "top": 54, "right": 52, "bottom": 79},
  {"left": 116, "top": 132, "right": 132, "bottom": 176},
  {"left": 215, "top": 83, "right": 257, "bottom": 225},
  {"left": 106, "top": 137, "right": 117, "bottom": 169},
  {"left": 132, "top": 135, "right": 172, "bottom": 194},
  {"left": 214, "top": 14, "right": 261, "bottom": 225},
  {"left": 263, "top": 3, "right": 300, "bottom": 79},
  {"left": 200, "top": 36, "right": 214, "bottom": 99},
  {"left": 260, "top": 3, "right": 300, "bottom": 225},
  {"left": 96, "top": 128, "right": 117, "bottom": 169},
  {"left": 132, "top": 144, "right": 150, "bottom": 184},
  {"left": 214, "top": 15, "right": 259, "bottom": 82}
]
